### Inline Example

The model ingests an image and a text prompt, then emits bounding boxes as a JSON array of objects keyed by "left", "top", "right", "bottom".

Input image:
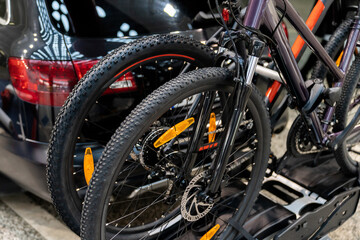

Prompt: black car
[{"left": 0, "top": 0, "right": 219, "bottom": 200}]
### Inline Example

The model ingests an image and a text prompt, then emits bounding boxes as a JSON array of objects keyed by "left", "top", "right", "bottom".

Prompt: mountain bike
[
  {"left": 79, "top": 0, "right": 360, "bottom": 239},
  {"left": 47, "top": 0, "right": 356, "bottom": 237},
  {"left": 47, "top": 12, "right": 269, "bottom": 235}
]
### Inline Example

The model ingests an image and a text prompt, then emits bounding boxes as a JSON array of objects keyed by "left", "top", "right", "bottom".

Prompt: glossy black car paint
[{"left": 0, "top": 0, "right": 218, "bottom": 200}]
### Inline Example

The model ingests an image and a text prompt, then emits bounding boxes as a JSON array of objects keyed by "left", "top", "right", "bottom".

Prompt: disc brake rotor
[{"left": 181, "top": 171, "right": 214, "bottom": 222}]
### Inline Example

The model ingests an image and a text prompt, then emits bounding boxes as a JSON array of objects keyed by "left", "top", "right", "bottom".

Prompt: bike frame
[
  {"left": 217, "top": 1, "right": 360, "bottom": 238},
  {"left": 222, "top": 0, "right": 346, "bottom": 130},
  {"left": 265, "top": 0, "right": 337, "bottom": 128},
  {"left": 199, "top": 0, "right": 360, "bottom": 196},
  {"left": 198, "top": 1, "right": 344, "bottom": 134},
  {"left": 245, "top": 0, "right": 360, "bottom": 144}
]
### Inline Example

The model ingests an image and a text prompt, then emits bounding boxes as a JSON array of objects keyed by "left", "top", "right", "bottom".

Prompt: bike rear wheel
[
  {"left": 334, "top": 55, "right": 360, "bottom": 175},
  {"left": 80, "top": 68, "right": 271, "bottom": 240},
  {"left": 46, "top": 34, "right": 215, "bottom": 234}
]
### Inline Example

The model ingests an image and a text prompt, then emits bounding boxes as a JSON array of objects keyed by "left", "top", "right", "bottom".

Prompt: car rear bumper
[{"left": 0, "top": 134, "right": 50, "bottom": 201}]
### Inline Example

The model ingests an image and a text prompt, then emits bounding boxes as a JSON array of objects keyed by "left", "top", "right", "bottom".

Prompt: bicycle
[
  {"left": 79, "top": 0, "right": 360, "bottom": 239},
  {"left": 47, "top": 11, "right": 269, "bottom": 235},
  {"left": 47, "top": 0, "right": 356, "bottom": 236}
]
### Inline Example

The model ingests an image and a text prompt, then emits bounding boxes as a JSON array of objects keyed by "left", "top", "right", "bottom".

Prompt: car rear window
[
  {"left": 0, "top": 0, "right": 9, "bottom": 25},
  {"left": 0, "top": 0, "right": 5, "bottom": 18},
  {"left": 45, "top": 0, "right": 208, "bottom": 38}
]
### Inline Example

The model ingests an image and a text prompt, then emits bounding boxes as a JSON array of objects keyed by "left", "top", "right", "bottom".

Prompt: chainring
[{"left": 287, "top": 115, "right": 322, "bottom": 156}]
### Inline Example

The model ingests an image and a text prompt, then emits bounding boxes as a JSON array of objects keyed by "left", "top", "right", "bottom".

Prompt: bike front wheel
[
  {"left": 80, "top": 67, "right": 271, "bottom": 240},
  {"left": 334, "top": 55, "right": 360, "bottom": 175}
]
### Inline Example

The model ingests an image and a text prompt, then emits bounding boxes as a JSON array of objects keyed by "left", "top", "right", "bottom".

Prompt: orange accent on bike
[
  {"left": 336, "top": 50, "right": 344, "bottom": 67},
  {"left": 200, "top": 224, "right": 220, "bottom": 240},
  {"left": 292, "top": 0, "right": 325, "bottom": 58},
  {"left": 264, "top": 2, "right": 325, "bottom": 104},
  {"left": 208, "top": 112, "right": 216, "bottom": 143},
  {"left": 199, "top": 142, "right": 218, "bottom": 151},
  {"left": 154, "top": 118, "right": 195, "bottom": 148},
  {"left": 114, "top": 54, "right": 195, "bottom": 79},
  {"left": 84, "top": 148, "right": 95, "bottom": 185},
  {"left": 265, "top": 81, "right": 281, "bottom": 103},
  {"left": 265, "top": 1, "right": 325, "bottom": 104}
]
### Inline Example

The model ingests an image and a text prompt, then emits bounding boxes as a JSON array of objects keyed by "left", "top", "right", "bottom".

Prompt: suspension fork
[{"left": 207, "top": 38, "right": 266, "bottom": 195}]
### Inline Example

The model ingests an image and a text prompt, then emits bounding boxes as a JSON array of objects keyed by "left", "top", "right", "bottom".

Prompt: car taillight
[
  {"left": 8, "top": 57, "right": 137, "bottom": 107},
  {"left": 8, "top": 57, "right": 78, "bottom": 107},
  {"left": 73, "top": 60, "right": 137, "bottom": 95}
]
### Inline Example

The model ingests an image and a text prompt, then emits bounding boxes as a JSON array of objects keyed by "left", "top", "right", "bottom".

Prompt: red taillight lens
[
  {"left": 8, "top": 57, "right": 137, "bottom": 107},
  {"left": 103, "top": 71, "right": 136, "bottom": 95},
  {"left": 72, "top": 59, "right": 99, "bottom": 80},
  {"left": 73, "top": 60, "right": 137, "bottom": 94},
  {"left": 8, "top": 57, "right": 78, "bottom": 106}
]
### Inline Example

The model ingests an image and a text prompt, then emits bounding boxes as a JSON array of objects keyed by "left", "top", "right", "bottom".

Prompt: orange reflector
[
  {"left": 336, "top": 50, "right": 344, "bottom": 67},
  {"left": 154, "top": 117, "right": 195, "bottom": 148},
  {"left": 200, "top": 224, "right": 220, "bottom": 240},
  {"left": 208, "top": 112, "right": 216, "bottom": 143},
  {"left": 84, "top": 147, "right": 95, "bottom": 185}
]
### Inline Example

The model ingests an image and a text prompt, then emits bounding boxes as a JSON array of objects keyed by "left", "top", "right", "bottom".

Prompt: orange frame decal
[
  {"left": 265, "top": 80, "right": 282, "bottom": 103},
  {"left": 266, "top": 0, "right": 325, "bottom": 103},
  {"left": 291, "top": 0, "right": 325, "bottom": 59}
]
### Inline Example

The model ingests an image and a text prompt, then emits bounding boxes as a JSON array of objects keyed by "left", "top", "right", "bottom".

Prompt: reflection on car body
[{"left": 0, "top": 0, "right": 218, "bottom": 200}]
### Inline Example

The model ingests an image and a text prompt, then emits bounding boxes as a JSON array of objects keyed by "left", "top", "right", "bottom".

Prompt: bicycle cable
[
  {"left": 208, "top": 0, "right": 228, "bottom": 27},
  {"left": 211, "top": 0, "right": 241, "bottom": 78},
  {"left": 271, "top": 0, "right": 287, "bottom": 38},
  {"left": 228, "top": 1, "right": 289, "bottom": 90},
  {"left": 228, "top": 1, "right": 277, "bottom": 46}
]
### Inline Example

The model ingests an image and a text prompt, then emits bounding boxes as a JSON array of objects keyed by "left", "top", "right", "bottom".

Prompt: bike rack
[
  {"left": 176, "top": 152, "right": 360, "bottom": 240},
  {"left": 243, "top": 152, "right": 360, "bottom": 240}
]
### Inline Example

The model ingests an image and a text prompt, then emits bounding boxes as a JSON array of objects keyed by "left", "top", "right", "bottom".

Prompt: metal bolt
[{"left": 205, "top": 196, "right": 214, "bottom": 204}]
